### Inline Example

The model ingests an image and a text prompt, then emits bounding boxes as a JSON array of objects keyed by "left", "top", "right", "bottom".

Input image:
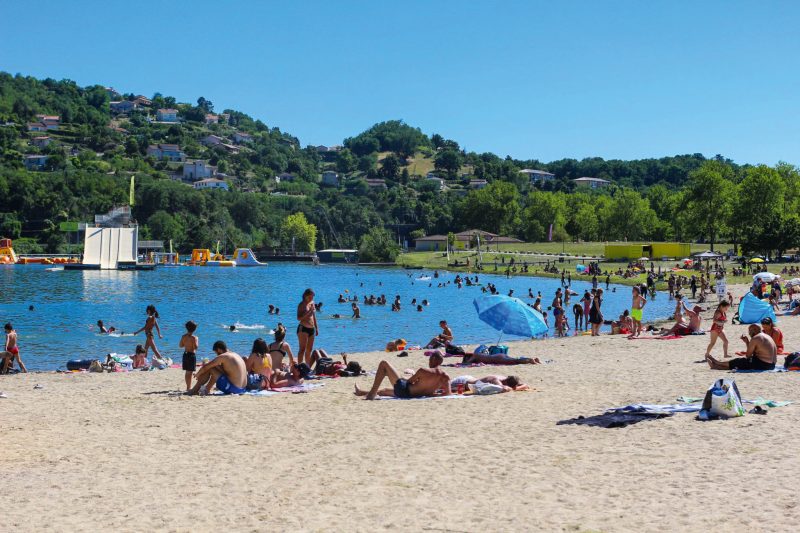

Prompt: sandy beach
[{"left": 2, "top": 283, "right": 799, "bottom": 532}]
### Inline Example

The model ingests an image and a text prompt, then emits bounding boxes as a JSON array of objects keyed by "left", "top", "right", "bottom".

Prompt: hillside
[{"left": 0, "top": 72, "right": 796, "bottom": 258}]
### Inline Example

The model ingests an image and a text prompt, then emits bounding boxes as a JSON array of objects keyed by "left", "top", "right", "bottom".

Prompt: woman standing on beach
[
  {"left": 705, "top": 300, "right": 730, "bottom": 359},
  {"left": 296, "top": 288, "right": 318, "bottom": 366},
  {"left": 589, "top": 288, "right": 604, "bottom": 336},
  {"left": 134, "top": 305, "right": 163, "bottom": 360}
]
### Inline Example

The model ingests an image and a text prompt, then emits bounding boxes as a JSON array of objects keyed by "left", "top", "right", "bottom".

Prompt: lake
[{"left": 0, "top": 264, "right": 676, "bottom": 371}]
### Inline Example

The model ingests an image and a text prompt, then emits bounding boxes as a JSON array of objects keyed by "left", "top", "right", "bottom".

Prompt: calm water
[{"left": 0, "top": 264, "right": 675, "bottom": 371}]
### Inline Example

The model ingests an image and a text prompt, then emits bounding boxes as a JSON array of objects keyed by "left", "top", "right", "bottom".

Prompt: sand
[{"left": 2, "top": 283, "right": 799, "bottom": 532}]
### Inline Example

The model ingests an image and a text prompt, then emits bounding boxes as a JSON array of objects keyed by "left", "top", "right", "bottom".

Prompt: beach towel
[
  {"left": 212, "top": 389, "right": 278, "bottom": 397},
  {"left": 376, "top": 394, "right": 473, "bottom": 401},
  {"left": 271, "top": 382, "right": 325, "bottom": 393},
  {"left": 607, "top": 403, "right": 702, "bottom": 414},
  {"left": 558, "top": 411, "right": 673, "bottom": 428},
  {"left": 731, "top": 366, "right": 789, "bottom": 373},
  {"left": 627, "top": 335, "right": 682, "bottom": 341},
  {"left": 678, "top": 396, "right": 791, "bottom": 407}
]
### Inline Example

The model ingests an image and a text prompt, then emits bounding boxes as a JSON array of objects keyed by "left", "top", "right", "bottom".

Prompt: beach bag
[
  {"left": 488, "top": 345, "right": 508, "bottom": 355},
  {"left": 701, "top": 378, "right": 745, "bottom": 418},
  {"left": 784, "top": 352, "right": 800, "bottom": 370},
  {"left": 445, "top": 343, "right": 466, "bottom": 356}
]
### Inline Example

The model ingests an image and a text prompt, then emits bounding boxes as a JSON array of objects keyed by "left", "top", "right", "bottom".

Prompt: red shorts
[{"left": 8, "top": 346, "right": 18, "bottom": 355}]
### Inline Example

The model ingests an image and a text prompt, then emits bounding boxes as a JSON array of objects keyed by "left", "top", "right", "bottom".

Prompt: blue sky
[{"left": 1, "top": 1, "right": 798, "bottom": 164}]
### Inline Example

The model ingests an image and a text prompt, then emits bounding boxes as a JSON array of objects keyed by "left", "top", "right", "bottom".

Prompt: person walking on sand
[
  {"left": 589, "top": 288, "right": 604, "bottom": 336},
  {"left": 134, "top": 305, "right": 163, "bottom": 360},
  {"left": 1, "top": 323, "right": 27, "bottom": 373},
  {"left": 629, "top": 286, "right": 647, "bottom": 338},
  {"left": 705, "top": 300, "right": 731, "bottom": 359},
  {"left": 296, "top": 288, "right": 318, "bottom": 367}
]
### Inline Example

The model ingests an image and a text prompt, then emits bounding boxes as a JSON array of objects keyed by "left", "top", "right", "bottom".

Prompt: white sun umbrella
[{"left": 754, "top": 272, "right": 778, "bottom": 282}]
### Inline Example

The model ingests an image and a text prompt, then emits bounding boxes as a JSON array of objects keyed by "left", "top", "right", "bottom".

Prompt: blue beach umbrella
[{"left": 473, "top": 294, "right": 549, "bottom": 343}]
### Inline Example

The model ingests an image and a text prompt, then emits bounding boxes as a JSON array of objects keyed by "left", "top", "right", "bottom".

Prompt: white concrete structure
[
  {"left": 520, "top": 168, "right": 555, "bottom": 185},
  {"left": 193, "top": 178, "right": 229, "bottom": 191},
  {"left": 156, "top": 108, "right": 178, "bottom": 122},
  {"left": 183, "top": 160, "right": 215, "bottom": 181},
  {"left": 574, "top": 177, "right": 611, "bottom": 189},
  {"left": 82, "top": 227, "right": 138, "bottom": 269}
]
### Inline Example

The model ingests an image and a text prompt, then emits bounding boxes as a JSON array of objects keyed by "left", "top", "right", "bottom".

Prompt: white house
[
  {"left": 520, "top": 168, "right": 555, "bottom": 185},
  {"left": 183, "top": 160, "right": 216, "bottom": 181},
  {"left": 574, "top": 176, "right": 611, "bottom": 189},
  {"left": 321, "top": 170, "right": 339, "bottom": 186},
  {"left": 156, "top": 108, "right": 178, "bottom": 122},
  {"left": 232, "top": 131, "right": 253, "bottom": 144},
  {"left": 205, "top": 114, "right": 219, "bottom": 125},
  {"left": 193, "top": 178, "right": 229, "bottom": 191},
  {"left": 469, "top": 178, "right": 488, "bottom": 189},
  {"left": 31, "top": 136, "right": 52, "bottom": 148},
  {"left": 24, "top": 154, "right": 49, "bottom": 170},
  {"left": 200, "top": 134, "right": 224, "bottom": 147},
  {"left": 146, "top": 143, "right": 186, "bottom": 161}
]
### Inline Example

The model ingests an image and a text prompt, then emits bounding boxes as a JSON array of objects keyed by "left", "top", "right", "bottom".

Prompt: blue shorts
[{"left": 216, "top": 374, "right": 246, "bottom": 395}]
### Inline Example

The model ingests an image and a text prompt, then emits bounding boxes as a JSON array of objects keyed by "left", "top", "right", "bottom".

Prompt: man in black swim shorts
[{"left": 353, "top": 360, "right": 451, "bottom": 400}]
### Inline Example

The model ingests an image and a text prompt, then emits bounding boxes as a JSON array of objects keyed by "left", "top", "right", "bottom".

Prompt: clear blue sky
[{"left": 2, "top": 1, "right": 798, "bottom": 165}]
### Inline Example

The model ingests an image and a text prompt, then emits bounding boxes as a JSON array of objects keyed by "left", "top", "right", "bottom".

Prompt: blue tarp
[{"left": 737, "top": 292, "right": 777, "bottom": 324}]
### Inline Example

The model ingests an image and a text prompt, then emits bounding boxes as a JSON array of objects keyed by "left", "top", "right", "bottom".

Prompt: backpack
[
  {"left": 784, "top": 352, "right": 800, "bottom": 370},
  {"left": 701, "top": 378, "right": 745, "bottom": 418}
]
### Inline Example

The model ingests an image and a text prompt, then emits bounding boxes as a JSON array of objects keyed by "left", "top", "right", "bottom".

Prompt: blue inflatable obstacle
[{"left": 737, "top": 292, "right": 777, "bottom": 324}]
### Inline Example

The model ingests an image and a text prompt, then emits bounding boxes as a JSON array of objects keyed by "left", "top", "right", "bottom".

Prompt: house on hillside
[
  {"left": 321, "top": 170, "right": 339, "bottom": 187},
  {"left": 133, "top": 95, "right": 152, "bottom": 107},
  {"left": 105, "top": 87, "right": 120, "bottom": 99},
  {"left": 232, "top": 131, "right": 253, "bottom": 144},
  {"left": 182, "top": 160, "right": 216, "bottom": 181},
  {"left": 23, "top": 154, "right": 49, "bottom": 171},
  {"left": 110, "top": 100, "right": 137, "bottom": 114},
  {"left": 469, "top": 178, "right": 488, "bottom": 189},
  {"left": 27, "top": 123, "right": 47, "bottom": 132},
  {"left": 35, "top": 115, "right": 60, "bottom": 130},
  {"left": 277, "top": 172, "right": 296, "bottom": 183},
  {"left": 193, "top": 178, "right": 229, "bottom": 191},
  {"left": 200, "top": 134, "right": 224, "bottom": 147},
  {"left": 205, "top": 114, "right": 219, "bottom": 125},
  {"left": 574, "top": 176, "right": 610, "bottom": 189},
  {"left": 146, "top": 143, "right": 185, "bottom": 161},
  {"left": 520, "top": 168, "right": 554, "bottom": 185},
  {"left": 156, "top": 108, "right": 178, "bottom": 122},
  {"left": 427, "top": 174, "right": 446, "bottom": 190},
  {"left": 31, "top": 136, "right": 52, "bottom": 148},
  {"left": 219, "top": 113, "right": 230, "bottom": 123}
]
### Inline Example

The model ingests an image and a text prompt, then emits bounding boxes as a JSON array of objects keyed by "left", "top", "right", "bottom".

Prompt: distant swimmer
[
  {"left": 97, "top": 320, "right": 116, "bottom": 334},
  {"left": 351, "top": 302, "right": 361, "bottom": 319},
  {"left": 229, "top": 325, "right": 237, "bottom": 332},
  {"left": 338, "top": 294, "right": 346, "bottom": 303},
  {"left": 268, "top": 305, "right": 275, "bottom": 314}
]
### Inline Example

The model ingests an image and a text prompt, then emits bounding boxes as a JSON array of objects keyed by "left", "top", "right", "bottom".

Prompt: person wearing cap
[
  {"left": 188, "top": 341, "right": 247, "bottom": 395},
  {"left": 760, "top": 317, "right": 784, "bottom": 354}
]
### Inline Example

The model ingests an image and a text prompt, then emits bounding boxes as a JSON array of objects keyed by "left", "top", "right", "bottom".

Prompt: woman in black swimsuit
[
  {"left": 589, "top": 288, "right": 604, "bottom": 336},
  {"left": 268, "top": 324, "right": 295, "bottom": 370},
  {"left": 296, "top": 288, "right": 318, "bottom": 367}
]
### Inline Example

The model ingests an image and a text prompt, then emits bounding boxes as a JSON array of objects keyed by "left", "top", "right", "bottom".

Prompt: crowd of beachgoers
[{"left": 3, "top": 262, "right": 799, "bottom": 396}]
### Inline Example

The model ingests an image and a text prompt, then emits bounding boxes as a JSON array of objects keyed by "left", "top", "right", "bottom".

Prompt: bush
[{"left": 359, "top": 227, "right": 400, "bottom": 263}]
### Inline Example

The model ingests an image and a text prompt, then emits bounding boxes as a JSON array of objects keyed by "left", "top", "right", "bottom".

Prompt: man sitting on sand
[
  {"left": 450, "top": 374, "right": 530, "bottom": 392},
  {"left": 425, "top": 320, "right": 453, "bottom": 349},
  {"left": 706, "top": 324, "right": 777, "bottom": 371},
  {"left": 188, "top": 341, "right": 247, "bottom": 395},
  {"left": 354, "top": 360, "right": 451, "bottom": 400},
  {"left": 660, "top": 302, "right": 703, "bottom": 336},
  {"left": 461, "top": 352, "right": 541, "bottom": 365}
]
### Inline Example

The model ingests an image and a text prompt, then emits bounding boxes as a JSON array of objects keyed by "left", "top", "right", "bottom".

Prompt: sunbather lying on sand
[
  {"left": 354, "top": 360, "right": 450, "bottom": 400},
  {"left": 450, "top": 374, "right": 530, "bottom": 392},
  {"left": 706, "top": 324, "right": 777, "bottom": 371},
  {"left": 461, "top": 352, "right": 541, "bottom": 365}
]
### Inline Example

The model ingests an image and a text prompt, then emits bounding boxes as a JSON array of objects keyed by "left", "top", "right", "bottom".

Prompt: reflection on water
[{"left": 0, "top": 264, "right": 675, "bottom": 371}]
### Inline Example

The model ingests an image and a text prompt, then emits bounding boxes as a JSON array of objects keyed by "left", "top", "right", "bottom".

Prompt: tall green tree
[
  {"left": 281, "top": 212, "right": 317, "bottom": 252},
  {"left": 682, "top": 161, "right": 734, "bottom": 250}
]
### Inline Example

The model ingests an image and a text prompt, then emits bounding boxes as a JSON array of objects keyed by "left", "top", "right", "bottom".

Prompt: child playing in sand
[
  {"left": 2, "top": 323, "right": 27, "bottom": 373},
  {"left": 179, "top": 321, "right": 199, "bottom": 390},
  {"left": 134, "top": 305, "right": 163, "bottom": 359},
  {"left": 705, "top": 300, "right": 731, "bottom": 358}
]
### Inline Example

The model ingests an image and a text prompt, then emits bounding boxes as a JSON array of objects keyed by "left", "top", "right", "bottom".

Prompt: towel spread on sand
[
  {"left": 677, "top": 396, "right": 791, "bottom": 407},
  {"left": 558, "top": 412, "right": 673, "bottom": 428},
  {"left": 732, "top": 367, "right": 789, "bottom": 373},
  {"left": 272, "top": 383, "right": 325, "bottom": 393},
  {"left": 376, "top": 394, "right": 474, "bottom": 401},
  {"left": 607, "top": 403, "right": 702, "bottom": 414},
  {"left": 627, "top": 335, "right": 683, "bottom": 341}
]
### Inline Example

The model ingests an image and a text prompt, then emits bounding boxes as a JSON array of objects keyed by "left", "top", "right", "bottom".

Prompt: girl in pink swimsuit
[{"left": 705, "top": 301, "right": 730, "bottom": 359}]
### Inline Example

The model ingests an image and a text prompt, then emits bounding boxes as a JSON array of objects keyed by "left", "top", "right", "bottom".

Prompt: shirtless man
[
  {"left": 351, "top": 302, "right": 361, "bottom": 319},
  {"left": 188, "top": 341, "right": 247, "bottom": 395},
  {"left": 450, "top": 374, "right": 530, "bottom": 392},
  {"left": 461, "top": 352, "right": 541, "bottom": 365},
  {"left": 706, "top": 324, "right": 777, "bottom": 371},
  {"left": 426, "top": 320, "right": 453, "bottom": 348},
  {"left": 661, "top": 302, "right": 703, "bottom": 336},
  {"left": 354, "top": 360, "right": 451, "bottom": 400},
  {"left": 1, "top": 323, "right": 27, "bottom": 373}
]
